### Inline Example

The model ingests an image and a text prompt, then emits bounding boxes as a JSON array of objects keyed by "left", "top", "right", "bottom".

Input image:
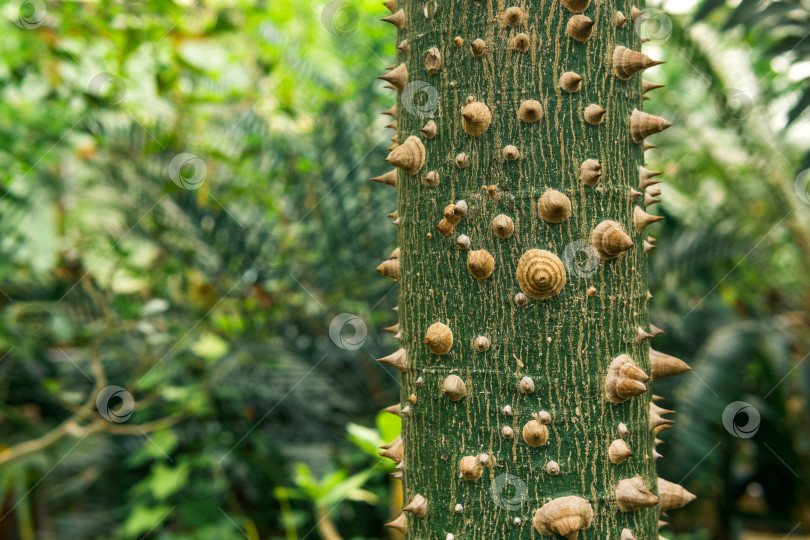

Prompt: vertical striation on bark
[{"left": 374, "top": 1, "right": 694, "bottom": 538}]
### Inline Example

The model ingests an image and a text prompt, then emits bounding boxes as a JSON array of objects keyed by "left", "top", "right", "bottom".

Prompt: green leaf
[
  {"left": 146, "top": 462, "right": 190, "bottom": 500},
  {"left": 346, "top": 422, "right": 383, "bottom": 457},
  {"left": 376, "top": 410, "right": 402, "bottom": 443},
  {"left": 128, "top": 429, "right": 179, "bottom": 467},
  {"left": 121, "top": 504, "right": 173, "bottom": 539},
  {"left": 694, "top": 0, "right": 726, "bottom": 21},
  {"left": 291, "top": 462, "right": 319, "bottom": 497},
  {"left": 787, "top": 82, "right": 810, "bottom": 124},
  {"left": 191, "top": 332, "right": 229, "bottom": 361},
  {"left": 319, "top": 469, "right": 378, "bottom": 507}
]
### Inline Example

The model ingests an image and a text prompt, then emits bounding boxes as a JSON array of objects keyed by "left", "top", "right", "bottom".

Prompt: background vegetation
[{"left": 0, "top": 0, "right": 808, "bottom": 538}]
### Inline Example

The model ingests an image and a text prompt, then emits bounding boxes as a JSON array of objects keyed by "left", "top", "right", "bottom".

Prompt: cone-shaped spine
[
  {"left": 580, "top": 159, "right": 602, "bottom": 186},
  {"left": 404, "top": 494, "right": 428, "bottom": 517},
  {"left": 650, "top": 402, "right": 674, "bottom": 434},
  {"left": 631, "top": 109, "right": 672, "bottom": 142},
  {"left": 385, "top": 513, "right": 408, "bottom": 533},
  {"left": 441, "top": 374, "right": 467, "bottom": 400},
  {"left": 609, "top": 439, "right": 634, "bottom": 464},
  {"left": 383, "top": 322, "right": 400, "bottom": 334},
  {"left": 386, "top": 135, "right": 425, "bottom": 175},
  {"left": 605, "top": 354, "right": 649, "bottom": 404},
  {"left": 639, "top": 166, "right": 663, "bottom": 189},
  {"left": 383, "top": 403, "right": 402, "bottom": 416},
  {"left": 616, "top": 476, "right": 660, "bottom": 511},
  {"left": 584, "top": 104, "right": 606, "bottom": 125},
  {"left": 378, "top": 63, "right": 408, "bottom": 90},
  {"left": 371, "top": 169, "right": 397, "bottom": 188},
  {"left": 591, "top": 220, "right": 634, "bottom": 260},
  {"left": 566, "top": 15, "right": 595, "bottom": 42},
  {"left": 658, "top": 478, "right": 697, "bottom": 511},
  {"left": 531, "top": 496, "right": 594, "bottom": 538},
  {"left": 382, "top": 9, "right": 405, "bottom": 30},
  {"left": 650, "top": 347, "right": 691, "bottom": 380},
  {"left": 642, "top": 79, "right": 665, "bottom": 94},
  {"left": 377, "top": 348, "right": 407, "bottom": 371},
  {"left": 637, "top": 326, "right": 654, "bottom": 342},
  {"left": 613, "top": 46, "right": 663, "bottom": 80},
  {"left": 376, "top": 258, "right": 399, "bottom": 280},
  {"left": 560, "top": 71, "right": 584, "bottom": 93},
  {"left": 634, "top": 206, "right": 664, "bottom": 233},
  {"left": 380, "top": 435, "right": 403, "bottom": 462},
  {"left": 420, "top": 120, "right": 437, "bottom": 139}
]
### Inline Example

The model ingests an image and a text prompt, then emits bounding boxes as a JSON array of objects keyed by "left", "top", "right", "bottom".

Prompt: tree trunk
[{"left": 375, "top": 1, "right": 694, "bottom": 538}]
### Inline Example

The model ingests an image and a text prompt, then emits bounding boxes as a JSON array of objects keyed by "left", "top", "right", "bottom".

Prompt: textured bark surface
[{"left": 381, "top": 1, "right": 676, "bottom": 538}]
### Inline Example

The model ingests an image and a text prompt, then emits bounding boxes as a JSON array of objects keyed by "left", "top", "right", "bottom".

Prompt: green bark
[{"left": 376, "top": 1, "right": 690, "bottom": 538}]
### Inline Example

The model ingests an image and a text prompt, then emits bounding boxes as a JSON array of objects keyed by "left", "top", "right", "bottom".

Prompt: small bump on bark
[
  {"left": 442, "top": 374, "right": 467, "bottom": 400},
  {"left": 560, "top": 71, "right": 583, "bottom": 93},
  {"left": 518, "top": 100, "right": 544, "bottom": 123},
  {"left": 584, "top": 104, "right": 606, "bottom": 125},
  {"left": 467, "top": 249, "right": 495, "bottom": 280},
  {"left": 566, "top": 15, "right": 595, "bottom": 42},
  {"left": 538, "top": 189, "right": 572, "bottom": 223},
  {"left": 492, "top": 214, "right": 515, "bottom": 239}
]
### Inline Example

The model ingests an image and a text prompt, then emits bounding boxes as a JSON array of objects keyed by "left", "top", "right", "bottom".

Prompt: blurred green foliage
[{"left": 0, "top": 0, "right": 808, "bottom": 539}]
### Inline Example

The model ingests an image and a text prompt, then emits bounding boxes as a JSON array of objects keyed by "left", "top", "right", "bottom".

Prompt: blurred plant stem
[
  {"left": 314, "top": 506, "right": 342, "bottom": 540},
  {"left": 274, "top": 487, "right": 299, "bottom": 540}
]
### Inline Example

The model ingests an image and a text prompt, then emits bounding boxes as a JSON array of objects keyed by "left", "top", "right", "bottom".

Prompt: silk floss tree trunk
[{"left": 372, "top": 1, "right": 695, "bottom": 538}]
